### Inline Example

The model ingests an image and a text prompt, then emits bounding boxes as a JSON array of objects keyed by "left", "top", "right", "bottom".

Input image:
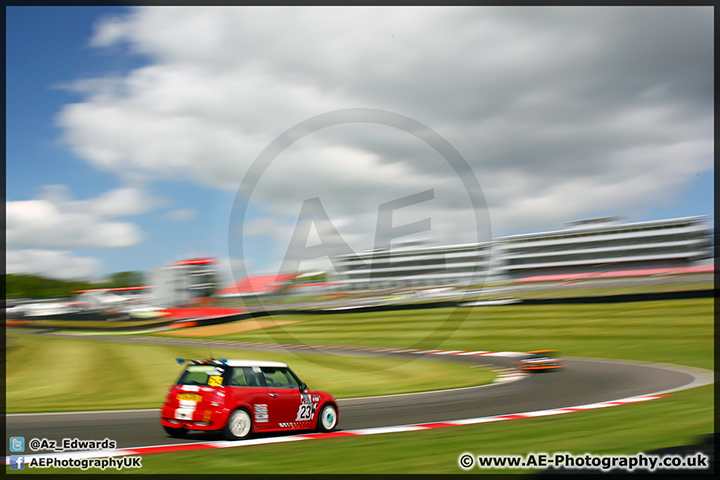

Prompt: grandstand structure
[
  {"left": 332, "top": 240, "right": 494, "bottom": 291},
  {"left": 331, "top": 215, "right": 713, "bottom": 290},
  {"left": 499, "top": 215, "right": 712, "bottom": 280}
]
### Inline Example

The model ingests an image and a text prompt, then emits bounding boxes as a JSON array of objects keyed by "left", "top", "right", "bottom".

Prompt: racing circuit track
[{"left": 5, "top": 333, "right": 713, "bottom": 457}]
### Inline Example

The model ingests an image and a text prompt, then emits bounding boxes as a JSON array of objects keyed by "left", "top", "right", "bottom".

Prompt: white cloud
[
  {"left": 50, "top": 6, "right": 712, "bottom": 270},
  {"left": 6, "top": 185, "right": 152, "bottom": 250},
  {"left": 165, "top": 208, "right": 197, "bottom": 221},
  {"left": 6, "top": 249, "right": 102, "bottom": 279},
  {"left": 87, "top": 186, "right": 162, "bottom": 217}
]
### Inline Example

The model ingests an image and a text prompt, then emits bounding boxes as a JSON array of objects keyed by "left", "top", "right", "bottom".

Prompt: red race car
[{"left": 161, "top": 359, "right": 339, "bottom": 440}]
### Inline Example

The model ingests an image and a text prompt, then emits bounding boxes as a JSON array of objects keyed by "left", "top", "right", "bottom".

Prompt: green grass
[
  {"left": 158, "top": 299, "right": 713, "bottom": 370},
  {"left": 6, "top": 297, "right": 714, "bottom": 474},
  {"left": 4, "top": 332, "right": 495, "bottom": 413},
  {"left": 490, "top": 279, "right": 714, "bottom": 300},
  {"left": 15, "top": 317, "right": 169, "bottom": 329}
]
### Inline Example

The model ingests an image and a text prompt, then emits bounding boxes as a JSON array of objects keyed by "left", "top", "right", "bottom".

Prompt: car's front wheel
[
  {"left": 222, "top": 408, "right": 253, "bottom": 440},
  {"left": 316, "top": 403, "right": 338, "bottom": 432},
  {"left": 162, "top": 424, "right": 187, "bottom": 438}
]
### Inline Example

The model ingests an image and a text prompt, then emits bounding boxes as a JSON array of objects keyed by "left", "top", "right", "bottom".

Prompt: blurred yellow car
[{"left": 517, "top": 350, "right": 565, "bottom": 372}]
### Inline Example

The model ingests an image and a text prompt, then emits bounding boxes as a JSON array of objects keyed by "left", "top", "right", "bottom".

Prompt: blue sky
[
  {"left": 7, "top": 7, "right": 236, "bottom": 280},
  {"left": 6, "top": 6, "right": 714, "bottom": 283}
]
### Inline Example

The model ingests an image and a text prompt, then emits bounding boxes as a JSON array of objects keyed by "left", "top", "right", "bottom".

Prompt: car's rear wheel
[
  {"left": 222, "top": 408, "right": 252, "bottom": 440},
  {"left": 162, "top": 424, "right": 187, "bottom": 438},
  {"left": 316, "top": 403, "right": 338, "bottom": 432}
]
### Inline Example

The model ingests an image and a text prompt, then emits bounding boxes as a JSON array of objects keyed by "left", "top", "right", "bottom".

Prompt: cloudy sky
[{"left": 6, "top": 6, "right": 713, "bottom": 284}]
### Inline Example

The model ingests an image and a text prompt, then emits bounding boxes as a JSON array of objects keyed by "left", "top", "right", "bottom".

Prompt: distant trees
[
  {"left": 5, "top": 274, "right": 91, "bottom": 299},
  {"left": 107, "top": 271, "right": 145, "bottom": 289},
  {"left": 5, "top": 271, "right": 146, "bottom": 300}
]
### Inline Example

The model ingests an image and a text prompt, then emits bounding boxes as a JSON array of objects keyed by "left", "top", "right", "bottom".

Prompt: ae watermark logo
[{"left": 229, "top": 108, "right": 491, "bottom": 367}]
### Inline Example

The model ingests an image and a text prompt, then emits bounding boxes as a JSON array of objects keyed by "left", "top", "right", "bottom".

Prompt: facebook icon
[{"left": 9, "top": 455, "right": 25, "bottom": 470}]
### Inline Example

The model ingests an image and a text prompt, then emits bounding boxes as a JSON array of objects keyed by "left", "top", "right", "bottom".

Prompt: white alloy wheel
[
  {"left": 317, "top": 404, "right": 338, "bottom": 432},
  {"left": 224, "top": 409, "right": 252, "bottom": 440}
]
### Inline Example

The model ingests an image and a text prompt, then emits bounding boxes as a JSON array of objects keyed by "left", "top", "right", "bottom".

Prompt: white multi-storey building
[
  {"left": 331, "top": 215, "right": 712, "bottom": 290},
  {"left": 332, "top": 240, "right": 494, "bottom": 290},
  {"left": 499, "top": 215, "right": 712, "bottom": 279}
]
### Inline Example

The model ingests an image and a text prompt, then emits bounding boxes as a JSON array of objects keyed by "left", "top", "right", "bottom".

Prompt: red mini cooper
[{"left": 161, "top": 359, "right": 339, "bottom": 440}]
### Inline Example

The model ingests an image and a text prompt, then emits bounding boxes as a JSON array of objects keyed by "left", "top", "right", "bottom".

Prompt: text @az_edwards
[{"left": 26, "top": 437, "right": 116, "bottom": 453}]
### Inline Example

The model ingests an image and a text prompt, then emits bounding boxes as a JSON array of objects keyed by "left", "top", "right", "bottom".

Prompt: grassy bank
[
  {"left": 158, "top": 299, "right": 713, "bottom": 370},
  {"left": 5, "top": 332, "right": 495, "bottom": 413}
]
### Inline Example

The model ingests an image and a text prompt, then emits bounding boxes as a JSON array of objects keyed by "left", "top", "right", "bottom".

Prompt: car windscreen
[{"left": 176, "top": 365, "right": 227, "bottom": 387}]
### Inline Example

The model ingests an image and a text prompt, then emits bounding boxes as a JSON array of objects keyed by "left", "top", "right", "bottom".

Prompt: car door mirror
[{"left": 299, "top": 382, "right": 308, "bottom": 391}]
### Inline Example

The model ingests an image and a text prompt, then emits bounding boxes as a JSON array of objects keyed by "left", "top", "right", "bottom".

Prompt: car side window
[
  {"left": 261, "top": 367, "right": 299, "bottom": 388},
  {"left": 228, "top": 368, "right": 246, "bottom": 386},
  {"left": 227, "top": 367, "right": 261, "bottom": 387}
]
